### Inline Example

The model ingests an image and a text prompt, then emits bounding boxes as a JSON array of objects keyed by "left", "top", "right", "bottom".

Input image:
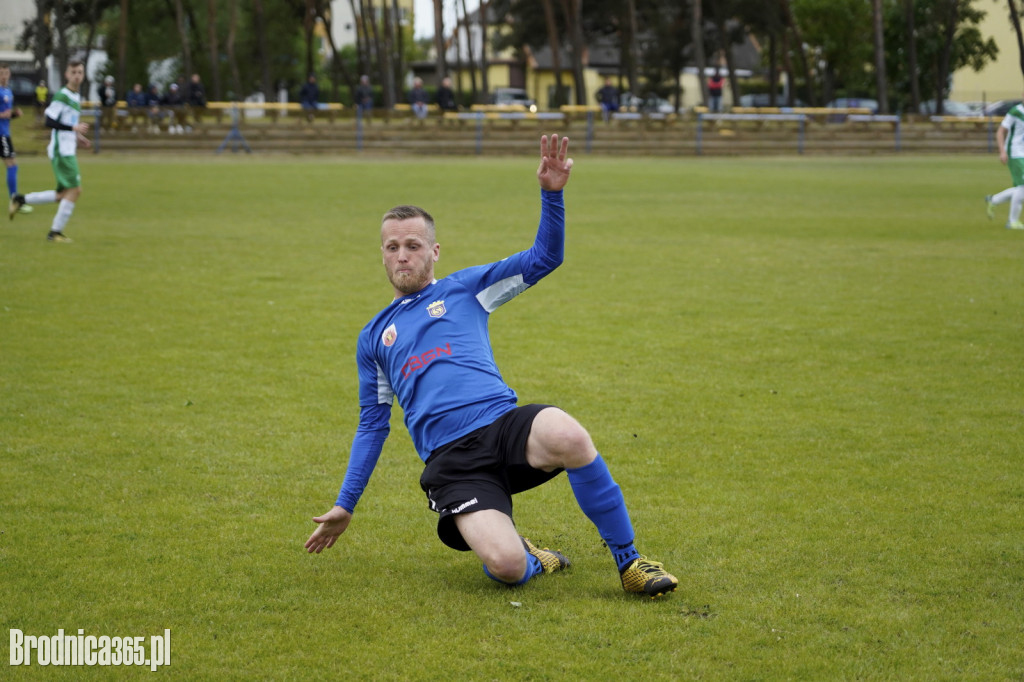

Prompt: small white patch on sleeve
[{"left": 475, "top": 274, "right": 528, "bottom": 313}]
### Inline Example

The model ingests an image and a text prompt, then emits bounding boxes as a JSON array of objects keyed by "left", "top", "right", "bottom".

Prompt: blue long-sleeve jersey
[
  {"left": 335, "top": 189, "right": 565, "bottom": 511},
  {"left": 0, "top": 85, "right": 14, "bottom": 136}
]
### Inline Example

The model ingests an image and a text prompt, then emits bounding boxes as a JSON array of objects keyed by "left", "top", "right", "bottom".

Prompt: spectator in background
[
  {"left": 187, "top": 73, "right": 206, "bottom": 107},
  {"left": 354, "top": 75, "right": 373, "bottom": 118},
  {"left": 409, "top": 77, "right": 429, "bottom": 119},
  {"left": 708, "top": 71, "right": 724, "bottom": 113},
  {"left": 126, "top": 83, "right": 146, "bottom": 108},
  {"left": 596, "top": 77, "right": 620, "bottom": 122},
  {"left": 436, "top": 76, "right": 457, "bottom": 112},
  {"left": 145, "top": 84, "right": 163, "bottom": 133},
  {"left": 299, "top": 74, "right": 319, "bottom": 121},
  {"left": 126, "top": 82, "right": 147, "bottom": 131},
  {"left": 35, "top": 80, "right": 48, "bottom": 122},
  {"left": 184, "top": 73, "right": 206, "bottom": 128},
  {"left": 161, "top": 82, "right": 185, "bottom": 134},
  {"left": 100, "top": 75, "right": 118, "bottom": 130}
]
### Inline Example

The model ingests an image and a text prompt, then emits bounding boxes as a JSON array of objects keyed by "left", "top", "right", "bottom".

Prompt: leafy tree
[
  {"left": 884, "top": 0, "right": 997, "bottom": 113},
  {"left": 791, "top": 0, "right": 873, "bottom": 104}
]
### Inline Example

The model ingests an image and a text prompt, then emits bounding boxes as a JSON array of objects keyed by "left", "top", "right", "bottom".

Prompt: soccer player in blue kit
[{"left": 305, "top": 135, "right": 678, "bottom": 597}]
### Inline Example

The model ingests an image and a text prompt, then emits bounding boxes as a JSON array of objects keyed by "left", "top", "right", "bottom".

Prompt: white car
[
  {"left": 920, "top": 100, "right": 979, "bottom": 116},
  {"left": 492, "top": 88, "right": 537, "bottom": 112},
  {"left": 621, "top": 93, "right": 675, "bottom": 114}
]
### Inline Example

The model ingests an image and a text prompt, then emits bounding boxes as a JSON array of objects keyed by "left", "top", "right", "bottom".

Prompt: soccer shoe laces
[{"left": 620, "top": 555, "right": 678, "bottom": 598}]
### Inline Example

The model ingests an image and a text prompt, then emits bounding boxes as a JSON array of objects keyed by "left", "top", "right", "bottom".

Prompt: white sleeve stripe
[
  {"left": 376, "top": 362, "right": 395, "bottom": 404},
  {"left": 475, "top": 274, "right": 528, "bottom": 313}
]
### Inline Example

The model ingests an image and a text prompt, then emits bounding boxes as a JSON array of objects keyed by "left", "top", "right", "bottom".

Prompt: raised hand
[{"left": 537, "top": 134, "right": 574, "bottom": 192}]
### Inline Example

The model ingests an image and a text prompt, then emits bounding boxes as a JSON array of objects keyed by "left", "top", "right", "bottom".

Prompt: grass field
[{"left": 2, "top": 148, "right": 1022, "bottom": 680}]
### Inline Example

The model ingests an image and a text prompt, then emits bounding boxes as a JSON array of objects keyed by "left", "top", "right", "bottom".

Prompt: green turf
[{"left": 1, "top": 151, "right": 1022, "bottom": 679}]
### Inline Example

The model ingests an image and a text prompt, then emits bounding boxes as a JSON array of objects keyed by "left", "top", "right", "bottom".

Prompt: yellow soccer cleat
[
  {"left": 521, "top": 536, "right": 571, "bottom": 573},
  {"left": 620, "top": 556, "right": 678, "bottom": 598}
]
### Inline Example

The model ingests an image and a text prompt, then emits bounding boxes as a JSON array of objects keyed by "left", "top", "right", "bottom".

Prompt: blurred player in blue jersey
[
  {"left": 0, "top": 63, "right": 32, "bottom": 216},
  {"left": 305, "top": 135, "right": 678, "bottom": 598}
]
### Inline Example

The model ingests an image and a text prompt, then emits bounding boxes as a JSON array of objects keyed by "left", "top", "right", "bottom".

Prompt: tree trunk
[
  {"left": 936, "top": 0, "right": 960, "bottom": 115},
  {"left": 872, "top": 0, "right": 889, "bottom": 113},
  {"left": 540, "top": 0, "right": 564, "bottom": 107},
  {"left": 315, "top": 1, "right": 355, "bottom": 98},
  {"left": 691, "top": 0, "right": 708, "bottom": 106},
  {"left": 81, "top": 0, "right": 100, "bottom": 100},
  {"left": 117, "top": 0, "right": 129, "bottom": 92},
  {"left": 304, "top": 0, "right": 316, "bottom": 80},
  {"left": 479, "top": 0, "right": 490, "bottom": 101},
  {"left": 172, "top": 0, "right": 193, "bottom": 86},
  {"left": 227, "top": 0, "right": 242, "bottom": 98},
  {"left": 624, "top": 0, "right": 639, "bottom": 95},
  {"left": 559, "top": 0, "right": 587, "bottom": 104},
  {"left": 768, "top": 31, "right": 778, "bottom": 106},
  {"left": 380, "top": 0, "right": 396, "bottom": 105},
  {"left": 781, "top": 0, "right": 814, "bottom": 105},
  {"left": 904, "top": 0, "right": 921, "bottom": 112},
  {"left": 712, "top": 8, "right": 740, "bottom": 106},
  {"left": 392, "top": 0, "right": 404, "bottom": 93},
  {"left": 460, "top": 0, "right": 478, "bottom": 96},
  {"left": 780, "top": 26, "right": 796, "bottom": 106},
  {"left": 252, "top": 0, "right": 273, "bottom": 96},
  {"left": 53, "top": 0, "right": 69, "bottom": 77},
  {"left": 366, "top": 0, "right": 391, "bottom": 106},
  {"left": 207, "top": 0, "right": 222, "bottom": 99},
  {"left": 433, "top": 0, "right": 447, "bottom": 84},
  {"left": 1009, "top": 0, "right": 1024, "bottom": 80},
  {"left": 350, "top": 0, "right": 367, "bottom": 76}
]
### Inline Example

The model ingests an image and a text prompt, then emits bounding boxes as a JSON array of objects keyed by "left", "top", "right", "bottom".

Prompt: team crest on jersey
[
  {"left": 382, "top": 324, "right": 397, "bottom": 347},
  {"left": 426, "top": 300, "right": 447, "bottom": 318}
]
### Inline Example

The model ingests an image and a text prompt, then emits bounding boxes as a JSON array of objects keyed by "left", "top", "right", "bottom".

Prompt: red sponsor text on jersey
[{"left": 401, "top": 343, "right": 453, "bottom": 378}]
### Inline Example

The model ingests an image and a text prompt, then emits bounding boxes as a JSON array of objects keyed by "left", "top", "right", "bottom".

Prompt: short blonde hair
[{"left": 381, "top": 205, "right": 435, "bottom": 243}]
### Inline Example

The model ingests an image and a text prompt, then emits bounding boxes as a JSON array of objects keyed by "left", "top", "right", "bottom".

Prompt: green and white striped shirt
[
  {"left": 1000, "top": 104, "right": 1024, "bottom": 159},
  {"left": 45, "top": 86, "right": 82, "bottom": 159}
]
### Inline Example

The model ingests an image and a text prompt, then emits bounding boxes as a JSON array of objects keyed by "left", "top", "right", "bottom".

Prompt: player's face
[
  {"left": 381, "top": 217, "right": 439, "bottom": 296},
  {"left": 65, "top": 64, "right": 85, "bottom": 90},
  {"left": 0, "top": 67, "right": 9, "bottom": 86}
]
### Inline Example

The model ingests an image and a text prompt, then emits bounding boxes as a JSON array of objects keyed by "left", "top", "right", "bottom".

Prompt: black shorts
[
  {"left": 420, "top": 403, "right": 564, "bottom": 551},
  {"left": 0, "top": 135, "right": 15, "bottom": 160}
]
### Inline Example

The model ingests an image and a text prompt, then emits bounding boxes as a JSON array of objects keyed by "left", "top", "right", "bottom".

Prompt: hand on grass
[
  {"left": 537, "top": 134, "right": 573, "bottom": 192},
  {"left": 304, "top": 505, "right": 352, "bottom": 553}
]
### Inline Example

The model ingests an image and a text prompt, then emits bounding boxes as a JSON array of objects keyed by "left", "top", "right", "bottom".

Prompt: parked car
[
  {"left": 983, "top": 100, "right": 1022, "bottom": 117},
  {"left": 621, "top": 93, "right": 675, "bottom": 114},
  {"left": 827, "top": 97, "right": 879, "bottom": 113},
  {"left": 737, "top": 93, "right": 805, "bottom": 108},
  {"left": 919, "top": 99, "right": 979, "bottom": 116},
  {"left": 492, "top": 88, "right": 536, "bottom": 112},
  {"left": 7, "top": 73, "right": 38, "bottom": 107}
]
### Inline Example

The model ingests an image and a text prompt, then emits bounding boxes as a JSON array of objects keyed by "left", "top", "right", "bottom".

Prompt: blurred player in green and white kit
[
  {"left": 985, "top": 100, "right": 1024, "bottom": 230},
  {"left": 8, "top": 60, "right": 91, "bottom": 242}
]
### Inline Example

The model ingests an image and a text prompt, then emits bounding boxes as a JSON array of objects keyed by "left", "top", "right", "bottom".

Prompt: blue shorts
[{"left": 420, "top": 403, "right": 564, "bottom": 551}]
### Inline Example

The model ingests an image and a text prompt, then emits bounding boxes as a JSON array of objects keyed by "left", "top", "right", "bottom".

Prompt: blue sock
[
  {"left": 483, "top": 551, "right": 543, "bottom": 585},
  {"left": 6, "top": 165, "right": 16, "bottom": 197},
  {"left": 567, "top": 453, "right": 641, "bottom": 572}
]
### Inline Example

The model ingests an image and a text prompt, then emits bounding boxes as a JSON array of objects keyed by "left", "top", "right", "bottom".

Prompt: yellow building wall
[{"left": 952, "top": 0, "right": 1023, "bottom": 103}]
